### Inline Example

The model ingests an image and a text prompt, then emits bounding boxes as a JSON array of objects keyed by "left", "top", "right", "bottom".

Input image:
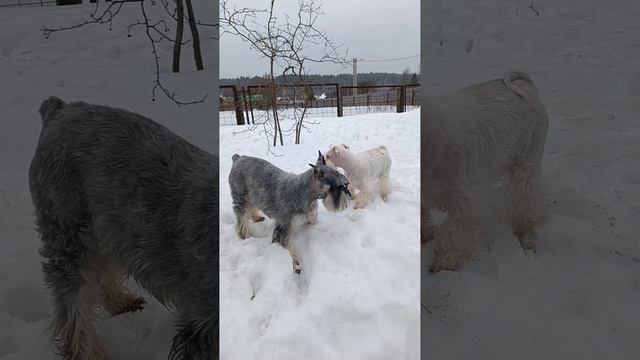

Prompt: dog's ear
[
  {"left": 311, "top": 164, "right": 324, "bottom": 179},
  {"left": 316, "top": 150, "right": 326, "bottom": 165},
  {"left": 341, "top": 143, "right": 350, "bottom": 150}
]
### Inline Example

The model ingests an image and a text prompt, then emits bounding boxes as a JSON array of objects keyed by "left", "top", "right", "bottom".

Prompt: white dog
[
  {"left": 422, "top": 70, "right": 550, "bottom": 273},
  {"left": 325, "top": 144, "right": 392, "bottom": 209}
]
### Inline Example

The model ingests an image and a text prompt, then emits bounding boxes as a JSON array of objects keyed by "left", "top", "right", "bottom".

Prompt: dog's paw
[
  {"left": 517, "top": 233, "right": 536, "bottom": 250},
  {"left": 293, "top": 263, "right": 302, "bottom": 274},
  {"left": 353, "top": 199, "right": 368, "bottom": 209},
  {"left": 237, "top": 224, "right": 252, "bottom": 239}
]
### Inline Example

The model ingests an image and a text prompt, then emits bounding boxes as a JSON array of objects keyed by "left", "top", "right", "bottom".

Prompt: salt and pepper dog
[
  {"left": 229, "top": 151, "right": 351, "bottom": 273},
  {"left": 29, "top": 97, "right": 218, "bottom": 359},
  {"left": 324, "top": 144, "right": 392, "bottom": 209},
  {"left": 422, "top": 70, "right": 550, "bottom": 273}
]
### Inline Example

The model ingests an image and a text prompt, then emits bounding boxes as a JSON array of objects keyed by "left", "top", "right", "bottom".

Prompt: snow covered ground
[
  {"left": 422, "top": 0, "right": 640, "bottom": 358},
  {"left": 0, "top": 2, "right": 217, "bottom": 359},
  {"left": 219, "top": 111, "right": 420, "bottom": 359}
]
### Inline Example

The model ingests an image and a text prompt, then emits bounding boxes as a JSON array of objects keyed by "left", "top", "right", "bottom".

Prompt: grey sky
[{"left": 220, "top": 0, "right": 420, "bottom": 78}]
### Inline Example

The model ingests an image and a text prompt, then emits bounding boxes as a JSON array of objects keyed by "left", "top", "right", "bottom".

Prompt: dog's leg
[
  {"left": 272, "top": 222, "right": 301, "bottom": 273},
  {"left": 507, "top": 158, "right": 547, "bottom": 250},
  {"left": 97, "top": 259, "right": 145, "bottom": 316},
  {"left": 354, "top": 184, "right": 371, "bottom": 209},
  {"left": 430, "top": 190, "right": 478, "bottom": 273},
  {"left": 421, "top": 199, "right": 435, "bottom": 244},
  {"left": 232, "top": 197, "right": 252, "bottom": 239},
  {"left": 379, "top": 175, "right": 392, "bottom": 202},
  {"left": 248, "top": 203, "right": 265, "bottom": 223},
  {"left": 305, "top": 202, "right": 318, "bottom": 225},
  {"left": 40, "top": 226, "right": 107, "bottom": 360}
]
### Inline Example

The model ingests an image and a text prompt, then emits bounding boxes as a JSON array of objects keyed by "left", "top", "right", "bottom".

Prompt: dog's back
[
  {"left": 354, "top": 145, "right": 392, "bottom": 179},
  {"left": 229, "top": 155, "right": 304, "bottom": 219},
  {"left": 29, "top": 97, "right": 219, "bottom": 300},
  {"left": 423, "top": 70, "right": 548, "bottom": 172}
]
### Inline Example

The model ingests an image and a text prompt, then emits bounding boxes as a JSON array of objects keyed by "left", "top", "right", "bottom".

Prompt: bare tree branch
[
  {"left": 41, "top": 1, "right": 125, "bottom": 39},
  {"left": 137, "top": 0, "right": 207, "bottom": 106},
  {"left": 172, "top": 0, "right": 184, "bottom": 73},
  {"left": 529, "top": 0, "right": 540, "bottom": 16},
  {"left": 41, "top": 0, "right": 214, "bottom": 107}
]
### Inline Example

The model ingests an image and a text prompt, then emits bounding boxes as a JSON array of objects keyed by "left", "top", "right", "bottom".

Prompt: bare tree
[
  {"left": 221, "top": 0, "right": 346, "bottom": 148},
  {"left": 172, "top": 0, "right": 184, "bottom": 73},
  {"left": 280, "top": 0, "right": 347, "bottom": 144},
  {"left": 184, "top": 0, "right": 204, "bottom": 70},
  {"left": 221, "top": 0, "right": 287, "bottom": 147},
  {"left": 42, "top": 0, "right": 217, "bottom": 106}
]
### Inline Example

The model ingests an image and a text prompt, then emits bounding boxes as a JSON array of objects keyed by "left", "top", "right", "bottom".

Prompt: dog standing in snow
[
  {"left": 324, "top": 144, "right": 392, "bottom": 209},
  {"left": 228, "top": 151, "right": 351, "bottom": 273},
  {"left": 422, "top": 70, "right": 550, "bottom": 273},
  {"left": 29, "top": 97, "right": 218, "bottom": 359}
]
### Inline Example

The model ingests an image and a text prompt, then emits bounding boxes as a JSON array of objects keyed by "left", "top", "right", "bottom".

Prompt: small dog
[
  {"left": 229, "top": 151, "right": 351, "bottom": 273},
  {"left": 324, "top": 144, "right": 392, "bottom": 209},
  {"left": 29, "top": 97, "right": 218, "bottom": 359},
  {"left": 422, "top": 70, "right": 550, "bottom": 273}
]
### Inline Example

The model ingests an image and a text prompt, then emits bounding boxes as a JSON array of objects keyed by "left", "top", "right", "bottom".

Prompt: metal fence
[{"left": 219, "top": 83, "right": 420, "bottom": 126}]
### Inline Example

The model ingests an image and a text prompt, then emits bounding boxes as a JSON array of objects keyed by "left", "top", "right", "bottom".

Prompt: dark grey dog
[
  {"left": 228, "top": 152, "right": 351, "bottom": 273},
  {"left": 29, "top": 97, "right": 218, "bottom": 360}
]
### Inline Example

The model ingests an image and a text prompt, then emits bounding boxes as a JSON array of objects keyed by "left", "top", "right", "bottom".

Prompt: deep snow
[
  {"left": 422, "top": 0, "right": 640, "bottom": 358},
  {"left": 219, "top": 112, "right": 421, "bottom": 360}
]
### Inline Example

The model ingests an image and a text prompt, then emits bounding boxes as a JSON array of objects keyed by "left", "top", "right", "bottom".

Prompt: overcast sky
[{"left": 219, "top": 0, "right": 420, "bottom": 78}]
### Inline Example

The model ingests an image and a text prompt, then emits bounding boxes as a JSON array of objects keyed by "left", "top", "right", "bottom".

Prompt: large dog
[
  {"left": 422, "top": 70, "right": 550, "bottom": 273},
  {"left": 29, "top": 97, "right": 218, "bottom": 359},
  {"left": 324, "top": 144, "right": 392, "bottom": 209},
  {"left": 228, "top": 152, "right": 351, "bottom": 273}
]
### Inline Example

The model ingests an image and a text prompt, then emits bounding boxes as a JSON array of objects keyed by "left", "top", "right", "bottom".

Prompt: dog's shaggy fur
[
  {"left": 324, "top": 144, "right": 392, "bottom": 209},
  {"left": 229, "top": 152, "right": 351, "bottom": 273},
  {"left": 422, "top": 70, "right": 550, "bottom": 273},
  {"left": 29, "top": 97, "right": 218, "bottom": 359}
]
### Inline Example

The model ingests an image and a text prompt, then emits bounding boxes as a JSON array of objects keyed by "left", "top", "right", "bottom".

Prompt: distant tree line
[{"left": 220, "top": 72, "right": 420, "bottom": 88}]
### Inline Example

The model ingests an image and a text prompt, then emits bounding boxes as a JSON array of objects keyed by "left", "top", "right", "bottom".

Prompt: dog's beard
[{"left": 322, "top": 186, "right": 350, "bottom": 212}]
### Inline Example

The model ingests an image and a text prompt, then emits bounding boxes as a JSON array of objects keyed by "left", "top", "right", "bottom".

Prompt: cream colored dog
[
  {"left": 423, "top": 70, "right": 550, "bottom": 273},
  {"left": 324, "top": 144, "right": 392, "bottom": 209}
]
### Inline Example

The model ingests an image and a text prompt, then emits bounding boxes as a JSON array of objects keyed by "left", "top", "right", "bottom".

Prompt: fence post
[
  {"left": 247, "top": 86, "right": 256, "bottom": 125},
  {"left": 336, "top": 84, "right": 343, "bottom": 117},
  {"left": 241, "top": 86, "right": 251, "bottom": 125},
  {"left": 396, "top": 85, "right": 406, "bottom": 113},
  {"left": 231, "top": 85, "right": 245, "bottom": 125}
]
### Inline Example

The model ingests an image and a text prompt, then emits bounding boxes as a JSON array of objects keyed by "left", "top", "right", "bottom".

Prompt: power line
[{"left": 358, "top": 54, "right": 420, "bottom": 63}]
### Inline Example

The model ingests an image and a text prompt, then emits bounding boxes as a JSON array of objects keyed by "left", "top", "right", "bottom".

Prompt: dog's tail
[
  {"left": 503, "top": 70, "right": 535, "bottom": 99},
  {"left": 38, "top": 96, "right": 66, "bottom": 124},
  {"left": 232, "top": 154, "right": 240, "bottom": 162}
]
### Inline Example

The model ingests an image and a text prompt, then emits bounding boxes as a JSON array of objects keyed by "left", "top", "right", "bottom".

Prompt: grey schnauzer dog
[
  {"left": 29, "top": 97, "right": 218, "bottom": 360},
  {"left": 228, "top": 152, "right": 351, "bottom": 273}
]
